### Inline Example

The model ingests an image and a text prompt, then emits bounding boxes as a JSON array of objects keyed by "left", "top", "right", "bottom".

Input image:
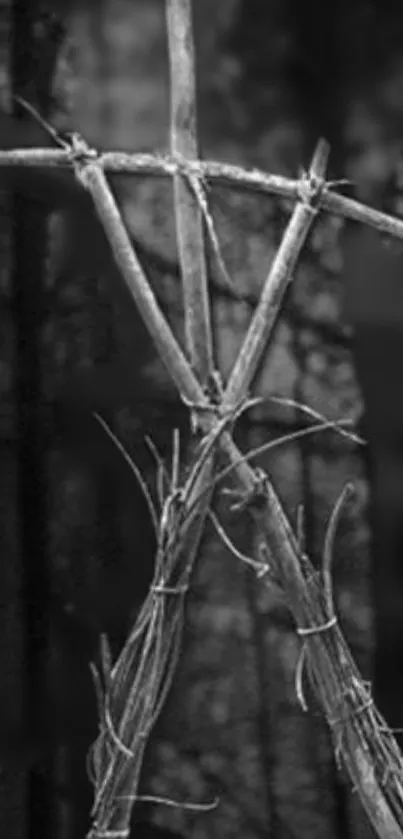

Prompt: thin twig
[
  {"left": 263, "top": 395, "right": 364, "bottom": 446},
  {"left": 322, "top": 482, "right": 355, "bottom": 617},
  {"left": 209, "top": 509, "right": 267, "bottom": 576},
  {"left": 184, "top": 416, "right": 361, "bottom": 527},
  {"left": 94, "top": 413, "right": 159, "bottom": 537}
]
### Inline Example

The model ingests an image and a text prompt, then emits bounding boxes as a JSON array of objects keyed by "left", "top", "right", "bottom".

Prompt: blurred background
[{"left": 0, "top": 0, "right": 403, "bottom": 838}]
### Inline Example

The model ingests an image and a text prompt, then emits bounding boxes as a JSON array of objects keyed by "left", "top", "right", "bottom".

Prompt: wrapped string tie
[
  {"left": 297, "top": 615, "right": 338, "bottom": 637},
  {"left": 295, "top": 615, "right": 338, "bottom": 711},
  {"left": 152, "top": 583, "right": 188, "bottom": 596}
]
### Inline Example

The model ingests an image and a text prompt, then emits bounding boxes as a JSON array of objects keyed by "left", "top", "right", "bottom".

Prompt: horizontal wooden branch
[{"left": 2, "top": 146, "right": 403, "bottom": 241}]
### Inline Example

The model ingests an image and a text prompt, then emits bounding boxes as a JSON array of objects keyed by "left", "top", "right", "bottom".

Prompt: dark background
[{"left": 0, "top": 1, "right": 403, "bottom": 838}]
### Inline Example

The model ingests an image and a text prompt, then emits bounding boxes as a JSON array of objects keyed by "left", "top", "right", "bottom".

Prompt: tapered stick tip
[{"left": 309, "top": 138, "right": 330, "bottom": 180}]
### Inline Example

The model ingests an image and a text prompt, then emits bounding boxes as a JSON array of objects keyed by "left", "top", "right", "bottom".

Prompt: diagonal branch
[
  {"left": 73, "top": 156, "right": 206, "bottom": 408},
  {"left": 223, "top": 140, "right": 330, "bottom": 408}
]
